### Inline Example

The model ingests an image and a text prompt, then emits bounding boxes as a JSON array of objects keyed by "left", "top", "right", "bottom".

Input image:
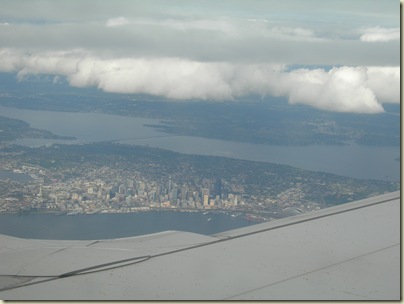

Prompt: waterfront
[
  {"left": 0, "top": 211, "right": 256, "bottom": 240},
  {"left": 0, "top": 106, "right": 399, "bottom": 181}
]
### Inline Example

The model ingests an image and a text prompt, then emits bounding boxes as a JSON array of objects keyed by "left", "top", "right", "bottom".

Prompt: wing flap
[
  {"left": 0, "top": 191, "right": 400, "bottom": 300},
  {"left": 0, "top": 230, "right": 216, "bottom": 277}
]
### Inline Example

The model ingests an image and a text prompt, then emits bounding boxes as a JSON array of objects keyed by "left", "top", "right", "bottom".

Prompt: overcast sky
[{"left": 0, "top": 0, "right": 399, "bottom": 113}]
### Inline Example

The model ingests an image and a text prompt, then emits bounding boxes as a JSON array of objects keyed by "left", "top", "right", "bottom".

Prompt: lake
[{"left": 0, "top": 105, "right": 399, "bottom": 181}]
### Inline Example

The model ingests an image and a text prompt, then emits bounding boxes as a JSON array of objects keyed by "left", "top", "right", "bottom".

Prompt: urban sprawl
[{"left": 0, "top": 143, "right": 399, "bottom": 222}]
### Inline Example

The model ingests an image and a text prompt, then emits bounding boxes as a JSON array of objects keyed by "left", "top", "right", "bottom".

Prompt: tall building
[
  {"left": 202, "top": 188, "right": 210, "bottom": 206},
  {"left": 214, "top": 178, "right": 222, "bottom": 198},
  {"left": 170, "top": 188, "right": 178, "bottom": 201},
  {"left": 149, "top": 191, "right": 156, "bottom": 202},
  {"left": 180, "top": 187, "right": 188, "bottom": 201},
  {"left": 111, "top": 185, "right": 119, "bottom": 194},
  {"left": 168, "top": 178, "right": 172, "bottom": 192}
]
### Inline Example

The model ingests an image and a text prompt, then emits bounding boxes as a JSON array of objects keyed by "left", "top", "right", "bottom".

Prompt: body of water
[
  {"left": 0, "top": 105, "right": 399, "bottom": 181},
  {"left": 0, "top": 211, "right": 255, "bottom": 240},
  {"left": 0, "top": 169, "right": 33, "bottom": 183}
]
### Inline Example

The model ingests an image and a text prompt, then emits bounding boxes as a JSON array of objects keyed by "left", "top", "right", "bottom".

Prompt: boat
[{"left": 245, "top": 213, "right": 267, "bottom": 222}]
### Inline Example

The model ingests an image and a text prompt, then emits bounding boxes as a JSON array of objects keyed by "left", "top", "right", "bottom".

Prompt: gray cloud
[
  {"left": 1, "top": 0, "right": 397, "bottom": 25},
  {"left": 0, "top": 18, "right": 398, "bottom": 66},
  {"left": 0, "top": 0, "right": 399, "bottom": 66},
  {"left": 0, "top": 0, "right": 399, "bottom": 114}
]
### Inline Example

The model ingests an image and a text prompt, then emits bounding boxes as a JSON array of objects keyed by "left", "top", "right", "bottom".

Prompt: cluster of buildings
[
  {"left": 1, "top": 144, "right": 396, "bottom": 219},
  {"left": 0, "top": 160, "right": 252, "bottom": 214},
  {"left": 33, "top": 176, "right": 247, "bottom": 214}
]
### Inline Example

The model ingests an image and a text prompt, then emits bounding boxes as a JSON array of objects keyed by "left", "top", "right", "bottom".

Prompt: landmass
[
  {"left": 0, "top": 116, "right": 76, "bottom": 142},
  {"left": 0, "top": 142, "right": 399, "bottom": 221}
]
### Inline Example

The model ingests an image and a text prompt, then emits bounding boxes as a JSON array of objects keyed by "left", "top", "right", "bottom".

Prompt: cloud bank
[
  {"left": 0, "top": 1, "right": 399, "bottom": 114},
  {"left": 0, "top": 48, "right": 398, "bottom": 114}
]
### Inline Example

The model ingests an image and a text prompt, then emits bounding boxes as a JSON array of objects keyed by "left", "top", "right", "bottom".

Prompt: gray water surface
[{"left": 0, "top": 106, "right": 399, "bottom": 181}]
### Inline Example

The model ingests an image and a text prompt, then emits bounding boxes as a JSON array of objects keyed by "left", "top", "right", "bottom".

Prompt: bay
[{"left": 0, "top": 211, "right": 255, "bottom": 240}]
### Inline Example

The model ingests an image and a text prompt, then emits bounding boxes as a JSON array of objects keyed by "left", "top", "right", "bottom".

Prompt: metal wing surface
[{"left": 0, "top": 191, "right": 400, "bottom": 300}]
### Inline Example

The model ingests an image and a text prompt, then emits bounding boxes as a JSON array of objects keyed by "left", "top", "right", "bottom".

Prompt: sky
[{"left": 0, "top": 0, "right": 400, "bottom": 113}]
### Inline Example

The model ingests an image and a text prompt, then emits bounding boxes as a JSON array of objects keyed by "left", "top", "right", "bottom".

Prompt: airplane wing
[{"left": 0, "top": 191, "right": 400, "bottom": 300}]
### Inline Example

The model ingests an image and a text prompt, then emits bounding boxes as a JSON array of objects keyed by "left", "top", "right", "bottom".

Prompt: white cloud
[
  {"left": 366, "top": 66, "right": 400, "bottom": 103},
  {"left": 360, "top": 27, "right": 399, "bottom": 42},
  {"left": 69, "top": 57, "right": 236, "bottom": 100},
  {"left": 246, "top": 18, "right": 268, "bottom": 23},
  {"left": 283, "top": 67, "right": 384, "bottom": 113},
  {"left": 0, "top": 48, "right": 398, "bottom": 114},
  {"left": 106, "top": 16, "right": 130, "bottom": 27}
]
